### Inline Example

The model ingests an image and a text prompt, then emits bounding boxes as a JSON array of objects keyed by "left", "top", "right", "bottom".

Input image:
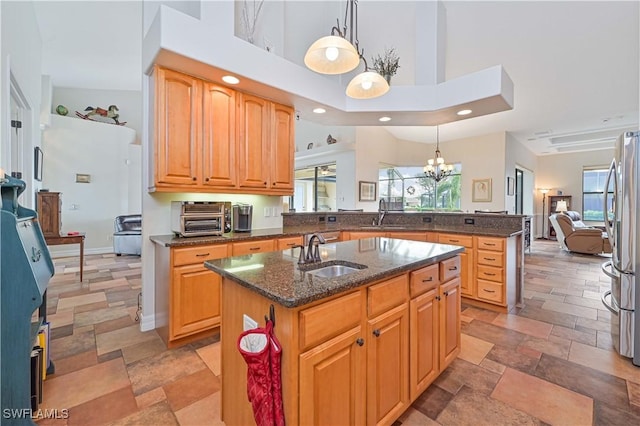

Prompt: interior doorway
[{"left": 515, "top": 165, "right": 535, "bottom": 232}]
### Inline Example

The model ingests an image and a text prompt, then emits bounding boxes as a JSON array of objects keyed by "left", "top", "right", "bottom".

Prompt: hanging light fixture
[
  {"left": 304, "top": 0, "right": 389, "bottom": 99},
  {"left": 424, "top": 126, "right": 454, "bottom": 182}
]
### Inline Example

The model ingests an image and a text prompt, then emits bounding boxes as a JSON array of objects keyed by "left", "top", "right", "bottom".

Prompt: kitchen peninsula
[{"left": 205, "top": 238, "right": 464, "bottom": 425}]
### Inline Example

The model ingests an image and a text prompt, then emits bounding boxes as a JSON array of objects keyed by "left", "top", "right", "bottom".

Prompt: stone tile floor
[{"left": 37, "top": 240, "right": 640, "bottom": 425}]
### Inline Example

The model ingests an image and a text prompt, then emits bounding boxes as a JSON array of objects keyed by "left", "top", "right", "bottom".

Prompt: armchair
[
  {"left": 113, "top": 214, "right": 141, "bottom": 256},
  {"left": 549, "top": 211, "right": 611, "bottom": 255}
]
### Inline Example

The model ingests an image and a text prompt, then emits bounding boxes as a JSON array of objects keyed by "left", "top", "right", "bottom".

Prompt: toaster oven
[{"left": 171, "top": 201, "right": 231, "bottom": 237}]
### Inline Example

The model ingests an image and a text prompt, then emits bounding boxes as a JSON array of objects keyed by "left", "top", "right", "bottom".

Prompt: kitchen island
[{"left": 205, "top": 237, "right": 463, "bottom": 426}]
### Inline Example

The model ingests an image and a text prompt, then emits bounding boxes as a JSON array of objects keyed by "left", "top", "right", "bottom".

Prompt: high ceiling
[{"left": 32, "top": 1, "right": 639, "bottom": 156}]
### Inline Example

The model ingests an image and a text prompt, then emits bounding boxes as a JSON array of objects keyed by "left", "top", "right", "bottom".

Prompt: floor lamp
[{"left": 540, "top": 188, "right": 550, "bottom": 239}]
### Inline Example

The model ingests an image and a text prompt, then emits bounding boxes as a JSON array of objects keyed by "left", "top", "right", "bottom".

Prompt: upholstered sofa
[
  {"left": 113, "top": 214, "right": 141, "bottom": 256},
  {"left": 549, "top": 211, "right": 611, "bottom": 255}
]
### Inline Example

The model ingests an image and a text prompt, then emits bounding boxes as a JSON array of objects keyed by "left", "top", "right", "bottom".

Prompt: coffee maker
[{"left": 232, "top": 204, "right": 253, "bottom": 232}]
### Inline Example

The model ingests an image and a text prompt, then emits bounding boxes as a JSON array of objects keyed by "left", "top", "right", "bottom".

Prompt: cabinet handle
[
  {"left": 448, "top": 266, "right": 458, "bottom": 271},
  {"left": 485, "top": 243, "right": 496, "bottom": 246},
  {"left": 436, "top": 295, "right": 441, "bottom": 301},
  {"left": 192, "top": 177, "right": 196, "bottom": 181},
  {"left": 444, "top": 291, "right": 449, "bottom": 296},
  {"left": 450, "top": 239, "right": 459, "bottom": 243},
  {"left": 356, "top": 338, "right": 365, "bottom": 346},
  {"left": 484, "top": 272, "right": 496, "bottom": 276},
  {"left": 272, "top": 182, "right": 276, "bottom": 186},
  {"left": 483, "top": 289, "right": 496, "bottom": 293},
  {"left": 196, "top": 252, "right": 210, "bottom": 257},
  {"left": 205, "top": 177, "right": 210, "bottom": 182},
  {"left": 373, "top": 329, "right": 380, "bottom": 337},
  {"left": 286, "top": 243, "right": 295, "bottom": 247},
  {"left": 249, "top": 247, "right": 260, "bottom": 251},
  {"left": 422, "top": 277, "right": 433, "bottom": 282},
  {"left": 484, "top": 257, "right": 496, "bottom": 261}
]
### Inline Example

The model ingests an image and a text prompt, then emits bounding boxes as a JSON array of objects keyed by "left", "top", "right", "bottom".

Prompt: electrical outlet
[
  {"left": 264, "top": 207, "right": 271, "bottom": 217},
  {"left": 328, "top": 216, "right": 337, "bottom": 222},
  {"left": 422, "top": 216, "right": 432, "bottom": 223},
  {"left": 243, "top": 314, "right": 258, "bottom": 331},
  {"left": 464, "top": 218, "right": 475, "bottom": 225}
]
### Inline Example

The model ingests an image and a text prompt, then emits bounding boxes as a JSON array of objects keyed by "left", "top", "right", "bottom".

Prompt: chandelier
[
  {"left": 304, "top": 0, "right": 389, "bottom": 99},
  {"left": 424, "top": 126, "right": 454, "bottom": 182}
]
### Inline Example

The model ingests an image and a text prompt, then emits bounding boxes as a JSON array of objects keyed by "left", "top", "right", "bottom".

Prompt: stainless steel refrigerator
[{"left": 602, "top": 131, "right": 639, "bottom": 366}]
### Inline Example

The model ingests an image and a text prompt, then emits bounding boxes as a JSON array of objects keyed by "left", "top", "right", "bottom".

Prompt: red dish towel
[{"left": 237, "top": 320, "right": 285, "bottom": 426}]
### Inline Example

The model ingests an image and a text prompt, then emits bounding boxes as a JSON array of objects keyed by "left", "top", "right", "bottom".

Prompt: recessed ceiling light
[
  {"left": 313, "top": 108, "right": 326, "bottom": 114},
  {"left": 379, "top": 116, "right": 392, "bottom": 122},
  {"left": 222, "top": 75, "right": 240, "bottom": 84},
  {"left": 457, "top": 109, "right": 472, "bottom": 116}
]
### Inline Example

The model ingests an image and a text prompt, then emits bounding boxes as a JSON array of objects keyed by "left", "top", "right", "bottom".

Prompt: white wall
[
  {"left": 505, "top": 132, "right": 537, "bottom": 213},
  {"left": 42, "top": 115, "right": 136, "bottom": 255},
  {"left": 1, "top": 0, "right": 43, "bottom": 207}
]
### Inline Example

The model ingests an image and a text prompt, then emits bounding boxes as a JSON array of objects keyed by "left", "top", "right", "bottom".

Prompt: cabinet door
[
  {"left": 457, "top": 250, "right": 475, "bottom": 297},
  {"left": 439, "top": 277, "right": 461, "bottom": 370},
  {"left": 155, "top": 67, "right": 201, "bottom": 186},
  {"left": 202, "top": 83, "right": 236, "bottom": 188},
  {"left": 367, "top": 303, "right": 409, "bottom": 426},
  {"left": 299, "top": 327, "right": 366, "bottom": 425},
  {"left": 409, "top": 289, "right": 439, "bottom": 401},
  {"left": 270, "top": 102, "right": 295, "bottom": 191},
  {"left": 37, "top": 192, "right": 61, "bottom": 237},
  {"left": 171, "top": 264, "right": 221, "bottom": 339},
  {"left": 237, "top": 94, "right": 269, "bottom": 189}
]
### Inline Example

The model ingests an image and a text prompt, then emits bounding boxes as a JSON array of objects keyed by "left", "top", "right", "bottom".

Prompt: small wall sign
[{"left": 75, "top": 173, "right": 91, "bottom": 183}]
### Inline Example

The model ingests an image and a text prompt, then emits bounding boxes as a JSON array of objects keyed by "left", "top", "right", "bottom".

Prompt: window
[
  {"left": 291, "top": 163, "right": 336, "bottom": 212},
  {"left": 582, "top": 167, "right": 613, "bottom": 221},
  {"left": 378, "top": 164, "right": 462, "bottom": 211}
]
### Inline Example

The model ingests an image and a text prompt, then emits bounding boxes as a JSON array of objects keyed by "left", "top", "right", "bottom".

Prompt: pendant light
[
  {"left": 305, "top": 0, "right": 389, "bottom": 99},
  {"left": 424, "top": 126, "right": 454, "bottom": 182}
]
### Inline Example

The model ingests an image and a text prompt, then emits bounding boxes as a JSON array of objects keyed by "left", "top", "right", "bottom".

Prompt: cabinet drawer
[
  {"left": 477, "top": 250, "right": 504, "bottom": 268},
  {"left": 173, "top": 244, "right": 229, "bottom": 267},
  {"left": 368, "top": 274, "right": 408, "bottom": 318},
  {"left": 477, "top": 280, "right": 504, "bottom": 304},
  {"left": 438, "top": 233, "right": 473, "bottom": 248},
  {"left": 476, "top": 237, "right": 504, "bottom": 251},
  {"left": 232, "top": 239, "right": 275, "bottom": 256},
  {"left": 299, "top": 291, "right": 362, "bottom": 351},
  {"left": 410, "top": 264, "right": 440, "bottom": 297},
  {"left": 387, "top": 232, "right": 427, "bottom": 242},
  {"left": 277, "top": 236, "right": 303, "bottom": 250},
  {"left": 440, "top": 256, "right": 461, "bottom": 282},
  {"left": 476, "top": 264, "right": 503, "bottom": 283}
]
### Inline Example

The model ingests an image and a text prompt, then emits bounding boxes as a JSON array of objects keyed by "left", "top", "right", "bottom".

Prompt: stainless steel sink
[
  {"left": 308, "top": 265, "right": 361, "bottom": 278},
  {"left": 302, "top": 260, "right": 368, "bottom": 278}
]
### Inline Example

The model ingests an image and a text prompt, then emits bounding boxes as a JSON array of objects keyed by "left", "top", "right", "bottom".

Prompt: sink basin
[
  {"left": 301, "top": 260, "right": 368, "bottom": 279},
  {"left": 309, "top": 265, "right": 361, "bottom": 278}
]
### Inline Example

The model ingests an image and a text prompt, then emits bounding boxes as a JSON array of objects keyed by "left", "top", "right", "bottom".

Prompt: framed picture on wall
[
  {"left": 507, "top": 177, "right": 515, "bottom": 196},
  {"left": 34, "top": 147, "right": 43, "bottom": 181},
  {"left": 472, "top": 178, "right": 492, "bottom": 202},
  {"left": 359, "top": 181, "right": 376, "bottom": 201}
]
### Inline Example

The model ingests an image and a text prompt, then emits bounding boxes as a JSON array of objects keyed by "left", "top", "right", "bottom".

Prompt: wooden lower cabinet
[
  {"left": 155, "top": 243, "right": 229, "bottom": 347},
  {"left": 439, "top": 277, "right": 461, "bottom": 370},
  {"left": 367, "top": 303, "right": 409, "bottom": 425},
  {"left": 299, "top": 327, "right": 366, "bottom": 425},
  {"left": 221, "top": 256, "right": 462, "bottom": 426},
  {"left": 409, "top": 288, "right": 439, "bottom": 400},
  {"left": 171, "top": 263, "right": 221, "bottom": 338}
]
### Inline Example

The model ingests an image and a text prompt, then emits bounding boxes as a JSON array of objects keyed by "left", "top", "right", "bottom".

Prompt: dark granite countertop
[
  {"left": 204, "top": 238, "right": 464, "bottom": 308},
  {"left": 150, "top": 225, "right": 521, "bottom": 247}
]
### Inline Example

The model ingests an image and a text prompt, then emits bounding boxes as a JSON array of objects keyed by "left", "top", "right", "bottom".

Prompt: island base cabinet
[
  {"left": 367, "top": 303, "right": 409, "bottom": 426},
  {"left": 440, "top": 277, "right": 461, "bottom": 370},
  {"left": 299, "top": 327, "right": 366, "bottom": 426},
  {"left": 409, "top": 288, "right": 439, "bottom": 401}
]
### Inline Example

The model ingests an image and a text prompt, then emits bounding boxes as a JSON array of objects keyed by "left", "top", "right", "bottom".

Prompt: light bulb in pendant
[
  {"left": 325, "top": 47, "right": 339, "bottom": 61},
  {"left": 361, "top": 79, "right": 373, "bottom": 90}
]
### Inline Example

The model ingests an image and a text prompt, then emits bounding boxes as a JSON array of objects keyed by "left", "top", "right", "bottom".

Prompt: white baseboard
[{"left": 139, "top": 312, "right": 155, "bottom": 331}]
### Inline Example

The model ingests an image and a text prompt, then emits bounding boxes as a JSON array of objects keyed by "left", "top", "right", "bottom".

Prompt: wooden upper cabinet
[
  {"left": 154, "top": 67, "right": 201, "bottom": 186},
  {"left": 202, "top": 83, "right": 236, "bottom": 189},
  {"left": 270, "top": 102, "right": 295, "bottom": 190},
  {"left": 237, "top": 93, "right": 270, "bottom": 189}
]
